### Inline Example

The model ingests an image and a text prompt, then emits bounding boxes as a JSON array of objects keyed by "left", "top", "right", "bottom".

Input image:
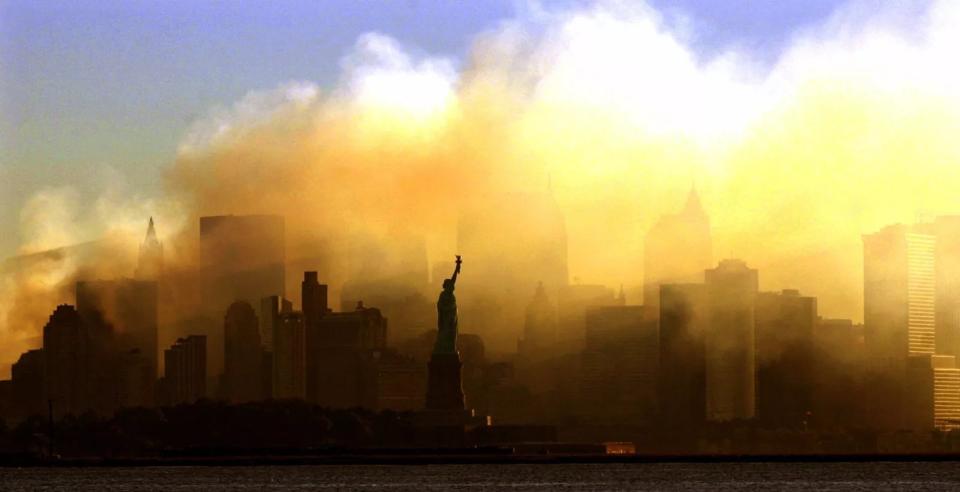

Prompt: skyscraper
[
  {"left": 260, "top": 295, "right": 292, "bottom": 353},
  {"left": 307, "top": 302, "right": 388, "bottom": 407},
  {"left": 222, "top": 301, "right": 264, "bottom": 403},
  {"left": 863, "top": 224, "right": 936, "bottom": 360},
  {"left": 11, "top": 349, "right": 45, "bottom": 419},
  {"left": 301, "top": 271, "right": 328, "bottom": 330},
  {"left": 273, "top": 310, "right": 306, "bottom": 399},
  {"left": 705, "top": 259, "right": 758, "bottom": 421},
  {"left": 160, "top": 336, "right": 207, "bottom": 405},
  {"left": 43, "top": 305, "right": 86, "bottom": 418},
  {"left": 76, "top": 279, "right": 159, "bottom": 379},
  {"left": 518, "top": 282, "right": 557, "bottom": 361},
  {"left": 755, "top": 289, "right": 817, "bottom": 428},
  {"left": 136, "top": 217, "right": 163, "bottom": 280},
  {"left": 658, "top": 283, "right": 707, "bottom": 426},
  {"left": 580, "top": 305, "right": 659, "bottom": 421},
  {"left": 905, "top": 354, "right": 960, "bottom": 431},
  {"left": 644, "top": 186, "right": 712, "bottom": 312},
  {"left": 929, "top": 216, "right": 960, "bottom": 357}
]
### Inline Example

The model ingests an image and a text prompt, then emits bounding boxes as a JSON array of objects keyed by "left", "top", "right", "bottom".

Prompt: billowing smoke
[{"left": 4, "top": 0, "right": 960, "bottom": 374}]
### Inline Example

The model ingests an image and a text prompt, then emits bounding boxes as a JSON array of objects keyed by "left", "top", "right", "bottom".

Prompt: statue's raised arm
[{"left": 450, "top": 255, "right": 462, "bottom": 285}]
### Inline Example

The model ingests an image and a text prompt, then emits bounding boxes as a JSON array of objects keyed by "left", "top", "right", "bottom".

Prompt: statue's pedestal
[
  {"left": 412, "top": 351, "right": 490, "bottom": 447},
  {"left": 426, "top": 352, "right": 465, "bottom": 410}
]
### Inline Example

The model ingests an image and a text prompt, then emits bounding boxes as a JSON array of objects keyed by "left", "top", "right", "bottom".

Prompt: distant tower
[
  {"left": 43, "top": 305, "right": 86, "bottom": 418},
  {"left": 705, "top": 259, "right": 758, "bottom": 421},
  {"left": 518, "top": 282, "right": 557, "bottom": 359},
  {"left": 644, "top": 186, "right": 713, "bottom": 313},
  {"left": 863, "top": 224, "right": 936, "bottom": 360},
  {"left": 160, "top": 336, "right": 207, "bottom": 405},
  {"left": 136, "top": 217, "right": 163, "bottom": 280},
  {"left": 223, "top": 301, "right": 263, "bottom": 403}
]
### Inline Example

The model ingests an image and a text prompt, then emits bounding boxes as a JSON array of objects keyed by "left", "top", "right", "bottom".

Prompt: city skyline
[
  {"left": 4, "top": 1, "right": 960, "bottom": 349},
  {"left": 4, "top": 0, "right": 960, "bottom": 465}
]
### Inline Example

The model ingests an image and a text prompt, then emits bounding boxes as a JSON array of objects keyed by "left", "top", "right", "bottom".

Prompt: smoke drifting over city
[{"left": 3, "top": 0, "right": 960, "bottom": 379}]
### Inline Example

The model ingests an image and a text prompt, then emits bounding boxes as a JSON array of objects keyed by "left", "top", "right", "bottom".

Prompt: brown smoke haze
[{"left": 3, "top": 1, "right": 960, "bottom": 375}]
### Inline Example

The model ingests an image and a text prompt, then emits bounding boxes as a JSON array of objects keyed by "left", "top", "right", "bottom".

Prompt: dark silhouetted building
[
  {"left": 557, "top": 284, "right": 616, "bottom": 351},
  {"left": 705, "top": 259, "right": 758, "bottom": 421},
  {"left": 273, "top": 311, "right": 306, "bottom": 399},
  {"left": 199, "top": 215, "right": 285, "bottom": 378},
  {"left": 659, "top": 283, "right": 707, "bottom": 426},
  {"left": 43, "top": 305, "right": 86, "bottom": 418},
  {"left": 260, "top": 295, "right": 292, "bottom": 353},
  {"left": 11, "top": 349, "right": 45, "bottom": 419},
  {"left": 301, "top": 271, "right": 329, "bottom": 329},
  {"left": 905, "top": 354, "right": 960, "bottom": 431},
  {"left": 76, "top": 279, "right": 159, "bottom": 381},
  {"left": 812, "top": 318, "right": 867, "bottom": 430},
  {"left": 755, "top": 289, "right": 817, "bottom": 428},
  {"left": 368, "top": 350, "right": 426, "bottom": 410},
  {"left": 307, "top": 302, "right": 387, "bottom": 407},
  {"left": 222, "top": 301, "right": 264, "bottom": 403},
  {"left": 160, "top": 336, "right": 207, "bottom": 405},
  {"left": 580, "top": 305, "right": 658, "bottom": 421},
  {"left": 644, "top": 186, "right": 712, "bottom": 313}
]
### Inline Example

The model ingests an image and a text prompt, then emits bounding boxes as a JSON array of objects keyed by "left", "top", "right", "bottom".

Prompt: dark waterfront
[{"left": 4, "top": 462, "right": 960, "bottom": 491}]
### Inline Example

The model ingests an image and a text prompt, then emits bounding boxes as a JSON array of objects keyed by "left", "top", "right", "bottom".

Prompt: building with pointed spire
[
  {"left": 643, "top": 186, "right": 713, "bottom": 313},
  {"left": 136, "top": 217, "right": 163, "bottom": 280},
  {"left": 518, "top": 282, "right": 557, "bottom": 361}
]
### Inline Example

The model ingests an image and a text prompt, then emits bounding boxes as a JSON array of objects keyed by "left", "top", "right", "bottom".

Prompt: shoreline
[{"left": 5, "top": 452, "right": 960, "bottom": 467}]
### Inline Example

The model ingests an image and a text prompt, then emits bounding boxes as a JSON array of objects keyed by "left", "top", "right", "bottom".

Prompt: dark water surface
[{"left": 3, "top": 462, "right": 960, "bottom": 491}]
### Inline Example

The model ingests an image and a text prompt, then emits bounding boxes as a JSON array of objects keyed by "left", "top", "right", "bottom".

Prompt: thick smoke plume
[{"left": 3, "top": 1, "right": 960, "bottom": 374}]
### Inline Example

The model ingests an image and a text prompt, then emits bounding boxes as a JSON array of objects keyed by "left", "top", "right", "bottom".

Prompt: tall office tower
[
  {"left": 259, "top": 295, "right": 292, "bottom": 352},
  {"left": 813, "top": 318, "right": 867, "bottom": 430},
  {"left": 273, "top": 311, "right": 306, "bottom": 399},
  {"left": 580, "top": 305, "right": 659, "bottom": 421},
  {"left": 457, "top": 189, "right": 569, "bottom": 351},
  {"left": 198, "top": 214, "right": 284, "bottom": 378},
  {"left": 117, "top": 349, "right": 153, "bottom": 408},
  {"left": 136, "top": 217, "right": 163, "bottom": 280},
  {"left": 755, "top": 289, "right": 817, "bottom": 428},
  {"left": 643, "top": 186, "right": 712, "bottom": 313},
  {"left": 307, "top": 303, "right": 388, "bottom": 407},
  {"left": 930, "top": 216, "right": 960, "bottom": 357},
  {"left": 160, "top": 336, "right": 207, "bottom": 405},
  {"left": 43, "top": 305, "right": 87, "bottom": 418},
  {"left": 705, "top": 259, "right": 758, "bottom": 421},
  {"left": 11, "top": 349, "right": 45, "bottom": 419},
  {"left": 222, "top": 301, "right": 264, "bottom": 403},
  {"left": 863, "top": 224, "right": 936, "bottom": 360},
  {"left": 301, "top": 271, "right": 329, "bottom": 330},
  {"left": 658, "top": 283, "right": 707, "bottom": 426},
  {"left": 518, "top": 282, "right": 557, "bottom": 360},
  {"left": 905, "top": 354, "right": 960, "bottom": 431},
  {"left": 76, "top": 279, "right": 159, "bottom": 380}
]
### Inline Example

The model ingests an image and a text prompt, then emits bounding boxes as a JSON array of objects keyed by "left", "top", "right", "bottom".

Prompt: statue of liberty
[{"left": 433, "top": 255, "right": 461, "bottom": 354}]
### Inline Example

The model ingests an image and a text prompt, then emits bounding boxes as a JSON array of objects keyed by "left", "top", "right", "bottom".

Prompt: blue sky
[{"left": 0, "top": 0, "right": 852, "bottom": 259}]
